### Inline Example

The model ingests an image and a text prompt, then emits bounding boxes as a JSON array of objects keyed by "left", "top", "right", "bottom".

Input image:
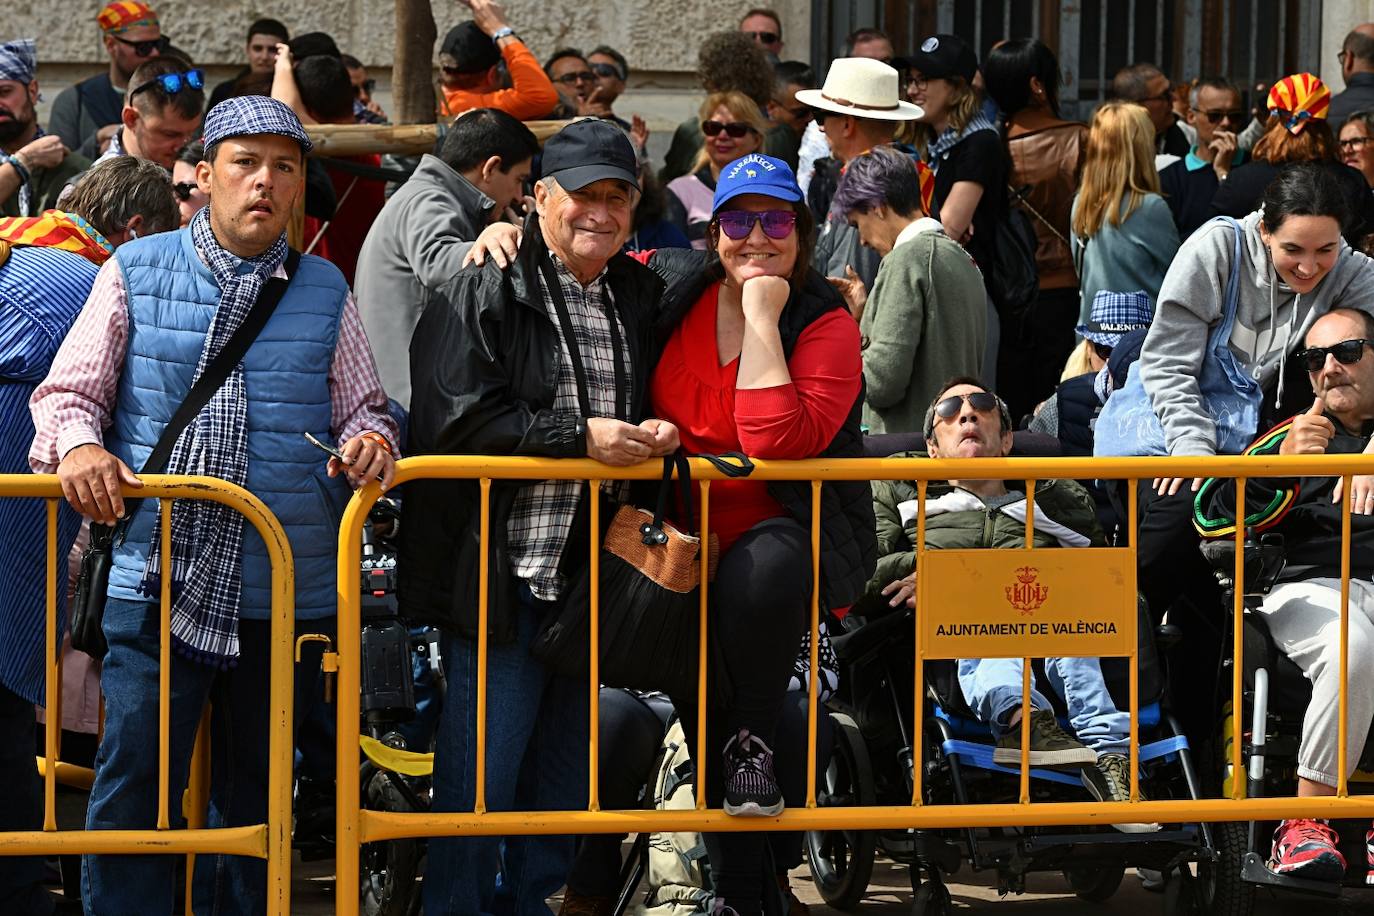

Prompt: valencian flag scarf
[{"left": 0, "top": 210, "right": 113, "bottom": 267}]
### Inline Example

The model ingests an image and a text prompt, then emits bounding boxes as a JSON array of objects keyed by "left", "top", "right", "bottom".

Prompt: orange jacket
[{"left": 439, "top": 39, "right": 559, "bottom": 121}]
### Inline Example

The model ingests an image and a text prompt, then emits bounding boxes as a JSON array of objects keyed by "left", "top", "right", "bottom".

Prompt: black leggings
[{"left": 567, "top": 517, "right": 815, "bottom": 914}]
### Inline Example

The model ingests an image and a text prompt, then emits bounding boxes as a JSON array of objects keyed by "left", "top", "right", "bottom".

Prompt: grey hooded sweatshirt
[{"left": 1139, "top": 210, "right": 1374, "bottom": 456}]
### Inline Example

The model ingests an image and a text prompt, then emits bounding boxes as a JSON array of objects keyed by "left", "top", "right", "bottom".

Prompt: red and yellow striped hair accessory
[
  {"left": 96, "top": 1, "right": 159, "bottom": 34},
  {"left": 1267, "top": 73, "right": 1329, "bottom": 134}
]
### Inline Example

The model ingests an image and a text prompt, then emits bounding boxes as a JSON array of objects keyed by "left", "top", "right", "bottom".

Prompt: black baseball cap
[
  {"left": 910, "top": 34, "right": 978, "bottom": 82},
  {"left": 539, "top": 119, "right": 640, "bottom": 192},
  {"left": 440, "top": 22, "right": 499, "bottom": 74}
]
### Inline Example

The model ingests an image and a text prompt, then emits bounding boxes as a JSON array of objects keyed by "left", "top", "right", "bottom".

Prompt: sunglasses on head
[
  {"left": 1295, "top": 338, "right": 1374, "bottom": 371},
  {"left": 112, "top": 34, "right": 171, "bottom": 57},
  {"left": 553, "top": 70, "right": 596, "bottom": 85},
  {"left": 743, "top": 30, "right": 780, "bottom": 44},
  {"left": 702, "top": 120, "right": 756, "bottom": 138},
  {"left": 1193, "top": 107, "right": 1245, "bottom": 125},
  {"left": 171, "top": 180, "right": 197, "bottom": 202},
  {"left": 590, "top": 62, "right": 623, "bottom": 80},
  {"left": 129, "top": 68, "right": 204, "bottom": 99},
  {"left": 716, "top": 209, "right": 797, "bottom": 240}
]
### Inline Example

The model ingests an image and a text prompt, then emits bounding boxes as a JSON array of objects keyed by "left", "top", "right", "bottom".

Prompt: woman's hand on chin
[{"left": 740, "top": 274, "right": 790, "bottom": 325}]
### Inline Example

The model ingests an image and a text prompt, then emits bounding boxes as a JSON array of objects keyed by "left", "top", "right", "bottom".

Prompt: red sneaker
[{"left": 1268, "top": 819, "right": 1346, "bottom": 882}]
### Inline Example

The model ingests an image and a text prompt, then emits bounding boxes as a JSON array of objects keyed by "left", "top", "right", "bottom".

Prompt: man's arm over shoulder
[{"left": 408, "top": 264, "right": 581, "bottom": 457}]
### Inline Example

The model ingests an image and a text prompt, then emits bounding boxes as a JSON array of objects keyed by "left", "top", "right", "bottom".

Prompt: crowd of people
[{"left": 7, "top": 1, "right": 1374, "bottom": 913}]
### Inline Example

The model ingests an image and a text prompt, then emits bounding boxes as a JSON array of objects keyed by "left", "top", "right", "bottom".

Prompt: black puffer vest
[
  {"left": 647, "top": 249, "right": 877, "bottom": 610},
  {"left": 1055, "top": 371, "right": 1099, "bottom": 457}
]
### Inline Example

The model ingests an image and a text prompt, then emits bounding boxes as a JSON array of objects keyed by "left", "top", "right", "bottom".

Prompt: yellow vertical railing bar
[
  {"left": 1024, "top": 480, "right": 1036, "bottom": 546},
  {"left": 1128, "top": 482, "right": 1139, "bottom": 802},
  {"left": 335, "top": 488, "right": 366, "bottom": 916},
  {"left": 696, "top": 479, "right": 711, "bottom": 811},
  {"left": 805, "top": 480, "right": 822, "bottom": 808},
  {"left": 1019, "top": 659, "right": 1032, "bottom": 804},
  {"left": 158, "top": 498, "right": 173, "bottom": 830},
  {"left": 1338, "top": 475, "right": 1352, "bottom": 797},
  {"left": 588, "top": 480, "right": 601, "bottom": 813},
  {"left": 476, "top": 477, "right": 491, "bottom": 815},
  {"left": 42, "top": 499, "right": 58, "bottom": 832},
  {"left": 186, "top": 706, "right": 211, "bottom": 916},
  {"left": 1231, "top": 479, "right": 1245, "bottom": 800},
  {"left": 912, "top": 479, "right": 928, "bottom": 807}
]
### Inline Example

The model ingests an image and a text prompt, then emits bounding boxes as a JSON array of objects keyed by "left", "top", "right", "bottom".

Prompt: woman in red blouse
[{"left": 639, "top": 154, "right": 875, "bottom": 915}]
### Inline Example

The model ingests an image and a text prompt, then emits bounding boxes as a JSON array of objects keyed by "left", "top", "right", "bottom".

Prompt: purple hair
[{"left": 830, "top": 145, "right": 925, "bottom": 220}]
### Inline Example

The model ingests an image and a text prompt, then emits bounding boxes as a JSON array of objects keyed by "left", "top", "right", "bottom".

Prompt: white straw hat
[{"left": 794, "top": 57, "right": 924, "bottom": 122}]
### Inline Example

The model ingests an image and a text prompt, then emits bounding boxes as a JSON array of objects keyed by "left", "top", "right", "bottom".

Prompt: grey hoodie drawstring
[{"left": 1265, "top": 254, "right": 1300, "bottom": 410}]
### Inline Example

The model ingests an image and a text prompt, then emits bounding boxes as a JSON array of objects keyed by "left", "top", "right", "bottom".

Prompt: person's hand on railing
[
  {"left": 1152, "top": 476, "right": 1203, "bottom": 497},
  {"left": 637, "top": 418, "right": 680, "bottom": 457},
  {"left": 329, "top": 432, "right": 396, "bottom": 491},
  {"left": 57, "top": 443, "right": 144, "bottom": 525},
  {"left": 463, "top": 221, "right": 523, "bottom": 268},
  {"left": 586, "top": 417, "right": 657, "bottom": 465},
  {"left": 1331, "top": 411, "right": 1374, "bottom": 513}
]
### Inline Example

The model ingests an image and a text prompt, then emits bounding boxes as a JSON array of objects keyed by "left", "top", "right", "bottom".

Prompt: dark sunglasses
[
  {"left": 553, "top": 70, "right": 596, "bottom": 85},
  {"left": 702, "top": 120, "right": 756, "bottom": 138},
  {"left": 171, "top": 180, "right": 197, "bottom": 202},
  {"left": 440, "top": 64, "right": 465, "bottom": 76},
  {"left": 1192, "top": 107, "right": 1245, "bottom": 125},
  {"left": 129, "top": 68, "right": 204, "bottom": 99},
  {"left": 743, "top": 30, "right": 780, "bottom": 44},
  {"left": 1092, "top": 341, "right": 1115, "bottom": 361},
  {"left": 355, "top": 78, "right": 376, "bottom": 94},
  {"left": 590, "top": 62, "right": 624, "bottom": 80},
  {"left": 716, "top": 209, "right": 797, "bottom": 240},
  {"left": 932, "top": 391, "right": 1001, "bottom": 422},
  {"left": 1295, "top": 338, "right": 1374, "bottom": 371},
  {"left": 112, "top": 34, "right": 171, "bottom": 57}
]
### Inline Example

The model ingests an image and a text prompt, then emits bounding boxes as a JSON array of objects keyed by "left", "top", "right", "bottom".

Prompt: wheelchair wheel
[
  {"left": 361, "top": 770, "right": 423, "bottom": 916},
  {"left": 1186, "top": 822, "right": 1254, "bottom": 916},
  {"left": 911, "top": 876, "right": 952, "bottom": 916},
  {"left": 805, "top": 712, "right": 877, "bottom": 910},
  {"left": 1063, "top": 864, "right": 1125, "bottom": 902}
]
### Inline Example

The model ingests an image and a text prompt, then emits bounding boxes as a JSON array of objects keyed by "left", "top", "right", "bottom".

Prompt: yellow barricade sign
[{"left": 918, "top": 548, "right": 1135, "bottom": 659}]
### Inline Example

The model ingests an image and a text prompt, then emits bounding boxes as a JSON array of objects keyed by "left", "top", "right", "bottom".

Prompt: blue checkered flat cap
[
  {"left": 203, "top": 96, "right": 313, "bottom": 154},
  {"left": 1077, "top": 290, "right": 1154, "bottom": 346}
]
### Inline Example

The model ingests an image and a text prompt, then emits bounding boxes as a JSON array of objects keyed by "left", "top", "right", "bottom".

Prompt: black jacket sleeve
[{"left": 408, "top": 268, "right": 582, "bottom": 458}]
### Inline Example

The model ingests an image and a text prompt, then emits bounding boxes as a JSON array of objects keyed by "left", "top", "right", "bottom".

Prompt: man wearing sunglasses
[
  {"left": 1112, "top": 62, "right": 1192, "bottom": 161},
  {"left": 740, "top": 8, "right": 785, "bottom": 61},
  {"left": 64, "top": 57, "right": 202, "bottom": 195},
  {"left": 864, "top": 376, "right": 1157, "bottom": 830},
  {"left": 49, "top": 1, "right": 166, "bottom": 160},
  {"left": 1160, "top": 77, "right": 1249, "bottom": 240},
  {"left": 1196, "top": 307, "right": 1374, "bottom": 880},
  {"left": 435, "top": 0, "right": 558, "bottom": 122}
]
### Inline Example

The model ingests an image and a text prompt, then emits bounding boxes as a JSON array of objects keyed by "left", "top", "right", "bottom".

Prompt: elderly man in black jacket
[{"left": 402, "top": 119, "right": 680, "bottom": 915}]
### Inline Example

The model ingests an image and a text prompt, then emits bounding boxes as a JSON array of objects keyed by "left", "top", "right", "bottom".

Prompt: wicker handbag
[{"left": 532, "top": 451, "right": 752, "bottom": 699}]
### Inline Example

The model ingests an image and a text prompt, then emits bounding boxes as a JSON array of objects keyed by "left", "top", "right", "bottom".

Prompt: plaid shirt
[{"left": 506, "top": 255, "right": 630, "bottom": 600}]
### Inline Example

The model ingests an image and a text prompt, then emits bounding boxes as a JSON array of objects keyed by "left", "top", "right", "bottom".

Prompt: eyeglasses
[
  {"left": 1092, "top": 341, "right": 1114, "bottom": 361},
  {"left": 1339, "top": 50, "right": 1351, "bottom": 67},
  {"left": 1340, "top": 135, "right": 1371, "bottom": 152},
  {"left": 1144, "top": 89, "right": 1174, "bottom": 105},
  {"left": 440, "top": 64, "right": 465, "bottom": 76},
  {"left": 780, "top": 105, "right": 811, "bottom": 121},
  {"left": 702, "top": 120, "right": 757, "bottom": 138},
  {"left": 743, "top": 30, "right": 780, "bottom": 45},
  {"left": 553, "top": 70, "right": 596, "bottom": 85},
  {"left": 1295, "top": 339, "right": 1374, "bottom": 371},
  {"left": 171, "top": 180, "right": 197, "bottom": 202},
  {"left": 932, "top": 389, "right": 1001, "bottom": 421},
  {"left": 112, "top": 34, "right": 171, "bottom": 58},
  {"left": 590, "top": 62, "right": 624, "bottom": 81},
  {"left": 128, "top": 68, "right": 204, "bottom": 99},
  {"left": 907, "top": 75, "right": 929, "bottom": 93},
  {"left": 716, "top": 209, "right": 797, "bottom": 240},
  {"left": 1192, "top": 107, "right": 1245, "bottom": 125}
]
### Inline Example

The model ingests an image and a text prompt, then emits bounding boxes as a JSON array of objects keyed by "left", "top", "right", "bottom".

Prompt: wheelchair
[
  {"left": 1197, "top": 534, "right": 1374, "bottom": 913},
  {"left": 804, "top": 600, "right": 1214, "bottom": 915}
]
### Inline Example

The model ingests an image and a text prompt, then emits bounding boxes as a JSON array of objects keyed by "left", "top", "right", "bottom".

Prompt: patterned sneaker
[
  {"left": 992, "top": 709, "right": 1096, "bottom": 769},
  {"left": 722, "top": 728, "right": 783, "bottom": 817},
  {"left": 1079, "top": 753, "right": 1160, "bottom": 833},
  {"left": 1268, "top": 818, "right": 1346, "bottom": 882},
  {"left": 1366, "top": 822, "right": 1374, "bottom": 886}
]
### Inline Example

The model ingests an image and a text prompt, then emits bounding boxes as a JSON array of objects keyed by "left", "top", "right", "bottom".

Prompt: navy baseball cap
[
  {"left": 540, "top": 119, "right": 639, "bottom": 191},
  {"left": 711, "top": 154, "right": 803, "bottom": 213},
  {"left": 203, "top": 95, "right": 313, "bottom": 154}
]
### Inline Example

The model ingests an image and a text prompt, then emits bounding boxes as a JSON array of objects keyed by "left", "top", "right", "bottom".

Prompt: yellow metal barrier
[
  {"left": 0, "top": 474, "right": 296, "bottom": 915},
  {"left": 334, "top": 454, "right": 1374, "bottom": 916}
]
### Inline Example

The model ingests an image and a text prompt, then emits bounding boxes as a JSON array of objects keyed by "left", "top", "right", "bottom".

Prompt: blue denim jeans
[
  {"left": 423, "top": 580, "right": 588, "bottom": 916},
  {"left": 82, "top": 598, "right": 333, "bottom": 916},
  {"left": 957, "top": 656, "right": 1130, "bottom": 756}
]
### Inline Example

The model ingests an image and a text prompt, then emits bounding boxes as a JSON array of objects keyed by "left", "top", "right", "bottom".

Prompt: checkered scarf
[
  {"left": 924, "top": 111, "right": 997, "bottom": 174},
  {"left": 139, "top": 206, "right": 287, "bottom": 667}
]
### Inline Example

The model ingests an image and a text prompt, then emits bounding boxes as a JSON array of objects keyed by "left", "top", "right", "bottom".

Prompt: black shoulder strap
[{"left": 140, "top": 248, "right": 301, "bottom": 476}]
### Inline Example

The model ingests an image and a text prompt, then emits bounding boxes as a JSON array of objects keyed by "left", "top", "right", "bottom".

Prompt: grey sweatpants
[{"left": 1259, "top": 577, "right": 1374, "bottom": 786}]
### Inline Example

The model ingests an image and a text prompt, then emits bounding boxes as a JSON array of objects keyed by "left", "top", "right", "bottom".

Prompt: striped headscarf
[
  {"left": 1267, "top": 73, "right": 1329, "bottom": 135},
  {"left": 0, "top": 211, "right": 113, "bottom": 268}
]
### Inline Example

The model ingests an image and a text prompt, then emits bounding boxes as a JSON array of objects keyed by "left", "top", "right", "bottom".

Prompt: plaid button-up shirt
[{"left": 505, "top": 255, "right": 630, "bottom": 600}]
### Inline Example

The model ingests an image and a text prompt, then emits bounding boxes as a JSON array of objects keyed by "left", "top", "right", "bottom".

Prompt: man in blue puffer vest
[{"left": 29, "top": 96, "right": 398, "bottom": 915}]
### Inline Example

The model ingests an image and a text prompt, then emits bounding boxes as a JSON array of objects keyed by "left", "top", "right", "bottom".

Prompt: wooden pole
[{"left": 394, "top": 0, "right": 438, "bottom": 126}]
